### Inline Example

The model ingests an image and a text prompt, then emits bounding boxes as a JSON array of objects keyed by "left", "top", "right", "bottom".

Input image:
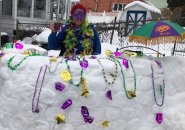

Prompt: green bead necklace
[
  {"left": 7, "top": 55, "right": 29, "bottom": 70},
  {"left": 97, "top": 57, "right": 118, "bottom": 85},
  {"left": 65, "top": 57, "right": 84, "bottom": 87},
  {"left": 113, "top": 57, "right": 137, "bottom": 99}
]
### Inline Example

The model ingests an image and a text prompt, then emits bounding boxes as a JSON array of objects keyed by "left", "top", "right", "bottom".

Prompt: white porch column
[
  {"left": 12, "top": 0, "right": 17, "bottom": 19},
  {"left": 46, "top": 0, "right": 50, "bottom": 20},
  {"left": 56, "top": 0, "right": 60, "bottom": 21},
  {"left": 12, "top": 0, "right": 18, "bottom": 30}
]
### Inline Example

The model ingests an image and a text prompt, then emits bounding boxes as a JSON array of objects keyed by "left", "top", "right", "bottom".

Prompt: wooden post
[{"left": 110, "top": 17, "right": 117, "bottom": 45}]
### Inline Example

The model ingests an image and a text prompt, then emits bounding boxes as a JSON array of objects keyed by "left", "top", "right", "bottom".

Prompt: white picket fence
[{"left": 87, "top": 11, "right": 122, "bottom": 23}]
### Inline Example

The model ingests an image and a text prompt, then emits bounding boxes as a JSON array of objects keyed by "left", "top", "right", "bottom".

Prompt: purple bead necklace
[
  {"left": 151, "top": 61, "right": 165, "bottom": 106},
  {"left": 32, "top": 65, "right": 47, "bottom": 113},
  {"left": 151, "top": 61, "right": 165, "bottom": 124}
]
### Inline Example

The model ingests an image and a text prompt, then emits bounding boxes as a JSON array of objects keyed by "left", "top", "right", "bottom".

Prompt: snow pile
[
  {"left": 2, "top": 41, "right": 48, "bottom": 56},
  {"left": 35, "top": 28, "right": 51, "bottom": 43},
  {"left": 0, "top": 50, "right": 185, "bottom": 130}
]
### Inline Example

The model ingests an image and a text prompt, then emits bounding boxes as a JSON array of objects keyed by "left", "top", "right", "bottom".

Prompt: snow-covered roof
[{"left": 124, "top": 1, "right": 161, "bottom": 14}]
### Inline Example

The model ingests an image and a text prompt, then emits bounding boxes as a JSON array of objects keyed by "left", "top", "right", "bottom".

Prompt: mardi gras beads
[
  {"left": 32, "top": 65, "right": 47, "bottom": 113},
  {"left": 61, "top": 99, "right": 72, "bottom": 110},
  {"left": 0, "top": 51, "right": 5, "bottom": 57},
  {"left": 156, "top": 112, "right": 163, "bottom": 124},
  {"left": 127, "top": 90, "right": 136, "bottom": 98},
  {"left": 106, "top": 90, "right": 112, "bottom": 100},
  {"left": 49, "top": 57, "right": 63, "bottom": 73},
  {"left": 7, "top": 55, "right": 29, "bottom": 70},
  {"left": 21, "top": 49, "right": 40, "bottom": 56},
  {"left": 151, "top": 61, "right": 165, "bottom": 106},
  {"left": 80, "top": 58, "right": 88, "bottom": 68},
  {"left": 55, "top": 113, "right": 65, "bottom": 124},
  {"left": 81, "top": 106, "right": 94, "bottom": 123},
  {"left": 80, "top": 77, "right": 89, "bottom": 98},
  {"left": 97, "top": 57, "right": 118, "bottom": 85},
  {"left": 151, "top": 61, "right": 165, "bottom": 124},
  {"left": 61, "top": 70, "right": 71, "bottom": 82},
  {"left": 63, "top": 57, "right": 84, "bottom": 87},
  {"left": 122, "top": 58, "right": 129, "bottom": 69},
  {"left": 112, "top": 56, "right": 137, "bottom": 99},
  {"left": 101, "top": 120, "right": 109, "bottom": 128},
  {"left": 55, "top": 82, "right": 65, "bottom": 92},
  {"left": 15, "top": 42, "right": 23, "bottom": 49},
  {"left": 114, "top": 51, "right": 122, "bottom": 57},
  {"left": 105, "top": 50, "right": 113, "bottom": 56}
]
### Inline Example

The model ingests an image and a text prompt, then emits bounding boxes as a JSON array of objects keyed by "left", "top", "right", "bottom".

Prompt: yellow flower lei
[{"left": 63, "top": 17, "right": 94, "bottom": 57}]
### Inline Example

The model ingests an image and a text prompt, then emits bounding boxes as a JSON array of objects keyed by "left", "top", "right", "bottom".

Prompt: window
[
  {"left": 17, "top": 0, "right": 47, "bottom": 19},
  {"left": 2, "top": 0, "right": 12, "bottom": 16},
  {"left": 113, "top": 4, "right": 118, "bottom": 11},
  {"left": 118, "top": 4, "right": 122, "bottom": 11},
  {"left": 34, "top": 0, "right": 46, "bottom": 19},
  {"left": 123, "top": 4, "right": 127, "bottom": 10},
  {"left": 113, "top": 3, "right": 127, "bottom": 11},
  {"left": 17, "top": 0, "right": 32, "bottom": 17}
]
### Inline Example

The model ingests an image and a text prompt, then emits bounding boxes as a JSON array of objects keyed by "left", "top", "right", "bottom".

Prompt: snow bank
[{"left": 0, "top": 49, "right": 185, "bottom": 130}]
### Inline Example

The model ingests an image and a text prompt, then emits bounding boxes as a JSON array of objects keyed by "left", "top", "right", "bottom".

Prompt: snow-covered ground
[
  {"left": 0, "top": 3, "right": 185, "bottom": 129},
  {"left": 1, "top": 42, "right": 185, "bottom": 130}
]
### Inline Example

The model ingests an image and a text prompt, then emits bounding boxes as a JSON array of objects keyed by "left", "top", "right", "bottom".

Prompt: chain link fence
[
  {"left": 16, "top": 18, "right": 185, "bottom": 57},
  {"left": 16, "top": 22, "right": 50, "bottom": 42}
]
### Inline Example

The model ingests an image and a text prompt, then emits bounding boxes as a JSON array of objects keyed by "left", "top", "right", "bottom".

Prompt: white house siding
[
  {"left": 0, "top": 0, "right": 51, "bottom": 41},
  {"left": 0, "top": 16, "right": 17, "bottom": 41},
  {"left": 0, "top": 0, "right": 16, "bottom": 41},
  {"left": 0, "top": 0, "right": 70, "bottom": 41}
]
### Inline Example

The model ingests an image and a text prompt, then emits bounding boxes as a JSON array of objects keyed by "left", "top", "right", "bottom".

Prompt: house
[
  {"left": 80, "top": 0, "right": 135, "bottom": 12},
  {"left": 0, "top": 0, "right": 76, "bottom": 41}
]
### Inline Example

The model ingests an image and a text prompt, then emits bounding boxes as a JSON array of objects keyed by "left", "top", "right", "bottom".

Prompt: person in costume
[{"left": 48, "top": 3, "right": 101, "bottom": 57}]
